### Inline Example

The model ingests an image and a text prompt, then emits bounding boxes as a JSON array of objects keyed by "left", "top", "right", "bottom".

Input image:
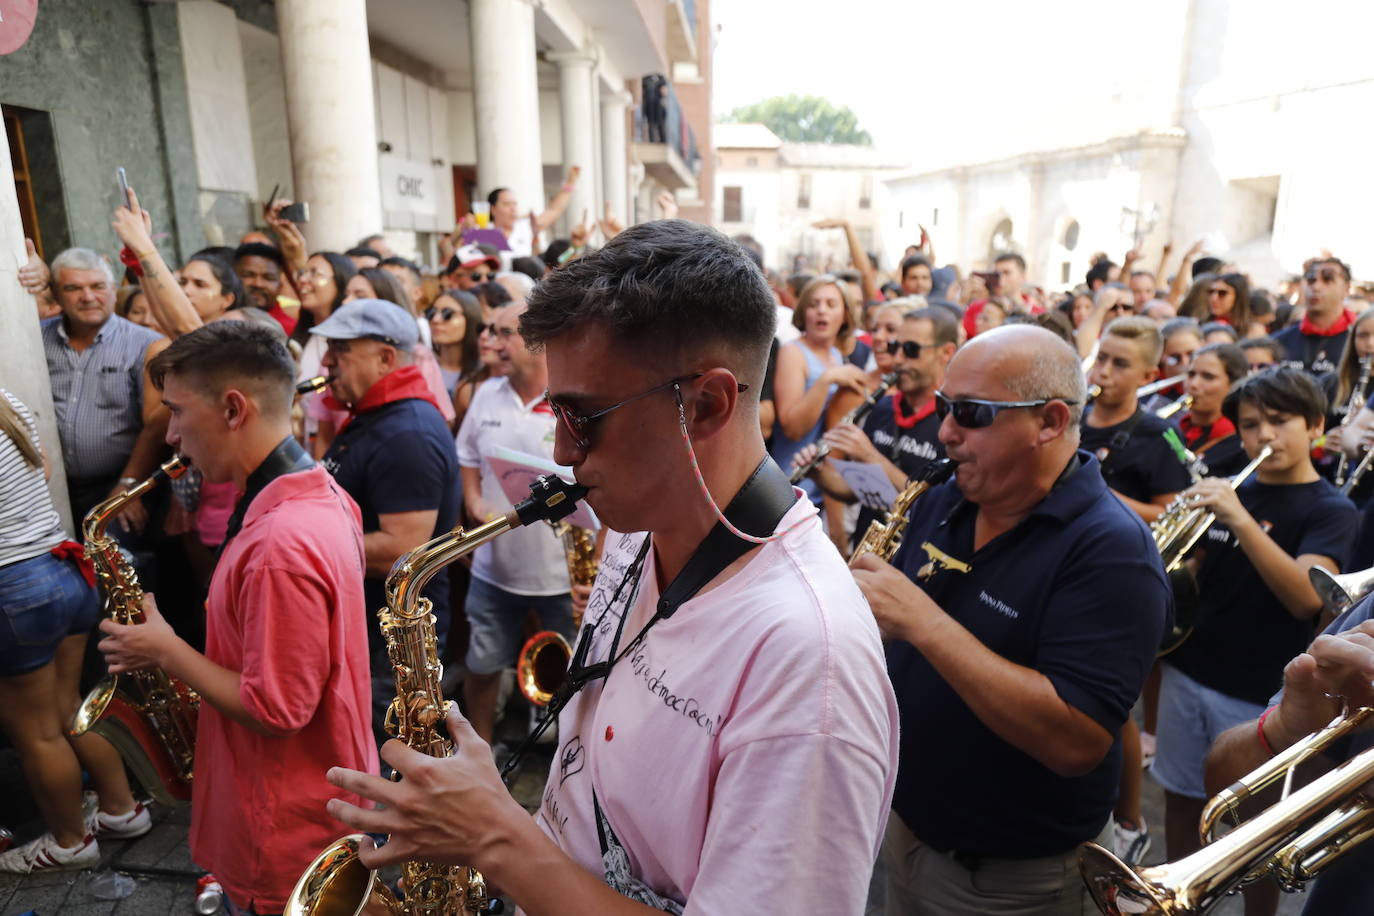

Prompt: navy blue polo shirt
[
  {"left": 853, "top": 393, "right": 944, "bottom": 544},
  {"left": 1168, "top": 478, "right": 1357, "bottom": 705},
  {"left": 1080, "top": 408, "right": 1192, "bottom": 504},
  {"left": 1273, "top": 323, "right": 1349, "bottom": 377},
  {"left": 887, "top": 451, "right": 1170, "bottom": 857},
  {"left": 323, "top": 397, "right": 461, "bottom": 650}
]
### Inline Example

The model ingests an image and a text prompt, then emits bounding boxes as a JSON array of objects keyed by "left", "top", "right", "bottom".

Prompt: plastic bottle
[{"left": 89, "top": 869, "right": 137, "bottom": 900}]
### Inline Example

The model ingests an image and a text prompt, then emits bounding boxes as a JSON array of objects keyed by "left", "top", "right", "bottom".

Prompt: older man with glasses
[{"left": 851, "top": 324, "right": 1171, "bottom": 915}]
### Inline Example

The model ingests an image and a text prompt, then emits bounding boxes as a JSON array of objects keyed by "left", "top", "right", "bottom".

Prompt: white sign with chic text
[{"left": 379, "top": 155, "right": 438, "bottom": 215}]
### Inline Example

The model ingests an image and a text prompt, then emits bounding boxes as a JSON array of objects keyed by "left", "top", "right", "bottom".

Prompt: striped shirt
[
  {"left": 0, "top": 390, "right": 65, "bottom": 567},
  {"left": 42, "top": 314, "right": 160, "bottom": 481}
]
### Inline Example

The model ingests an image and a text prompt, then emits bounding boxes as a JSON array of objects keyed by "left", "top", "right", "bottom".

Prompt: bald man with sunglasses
[{"left": 853, "top": 325, "right": 1171, "bottom": 915}]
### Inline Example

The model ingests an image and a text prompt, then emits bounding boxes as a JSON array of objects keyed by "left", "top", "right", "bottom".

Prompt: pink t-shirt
[
  {"left": 533, "top": 497, "right": 899, "bottom": 913},
  {"left": 191, "top": 467, "right": 379, "bottom": 913}
]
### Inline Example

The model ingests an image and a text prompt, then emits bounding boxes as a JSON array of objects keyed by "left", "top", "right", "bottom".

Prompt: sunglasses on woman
[
  {"left": 425, "top": 307, "right": 458, "bottom": 321},
  {"left": 933, "top": 391, "right": 1077, "bottom": 429}
]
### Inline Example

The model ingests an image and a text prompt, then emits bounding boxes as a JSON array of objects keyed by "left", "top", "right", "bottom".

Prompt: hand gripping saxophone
[
  {"left": 517, "top": 522, "right": 598, "bottom": 708},
  {"left": 848, "top": 459, "right": 955, "bottom": 566},
  {"left": 70, "top": 456, "right": 199, "bottom": 806},
  {"left": 287, "top": 474, "right": 586, "bottom": 916},
  {"left": 789, "top": 372, "right": 899, "bottom": 484}
]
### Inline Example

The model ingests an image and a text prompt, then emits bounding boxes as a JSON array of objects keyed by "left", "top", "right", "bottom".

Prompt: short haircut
[
  {"left": 521, "top": 219, "right": 776, "bottom": 393},
  {"left": 51, "top": 247, "right": 114, "bottom": 286},
  {"left": 1160, "top": 316, "right": 1202, "bottom": 344},
  {"left": 1085, "top": 260, "right": 1115, "bottom": 288},
  {"left": 732, "top": 234, "right": 764, "bottom": 270},
  {"left": 996, "top": 327, "right": 1088, "bottom": 428},
  {"left": 1193, "top": 256, "right": 1223, "bottom": 279},
  {"left": 905, "top": 306, "right": 958, "bottom": 347},
  {"left": 900, "top": 254, "right": 932, "bottom": 279},
  {"left": 149, "top": 322, "right": 295, "bottom": 417},
  {"left": 1238, "top": 336, "right": 1282, "bottom": 362},
  {"left": 234, "top": 242, "right": 284, "bottom": 267},
  {"left": 1311, "top": 256, "right": 1353, "bottom": 283},
  {"left": 1200, "top": 320, "right": 1240, "bottom": 343},
  {"left": 345, "top": 246, "right": 382, "bottom": 261},
  {"left": 1030, "top": 309, "right": 1075, "bottom": 345},
  {"left": 994, "top": 252, "right": 1026, "bottom": 272},
  {"left": 357, "top": 233, "right": 386, "bottom": 249},
  {"left": 1130, "top": 270, "right": 1156, "bottom": 282},
  {"left": 1193, "top": 341, "right": 1249, "bottom": 383},
  {"left": 379, "top": 256, "right": 421, "bottom": 282},
  {"left": 510, "top": 256, "right": 546, "bottom": 281},
  {"left": 1103, "top": 315, "right": 1163, "bottom": 366},
  {"left": 475, "top": 280, "right": 512, "bottom": 310},
  {"left": 1222, "top": 366, "right": 1327, "bottom": 428}
]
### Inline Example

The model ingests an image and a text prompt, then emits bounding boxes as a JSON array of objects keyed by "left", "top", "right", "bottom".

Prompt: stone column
[
  {"left": 0, "top": 126, "right": 71, "bottom": 533},
  {"left": 549, "top": 51, "right": 598, "bottom": 234},
  {"left": 470, "top": 0, "right": 545, "bottom": 218},
  {"left": 276, "top": 0, "right": 383, "bottom": 252},
  {"left": 600, "top": 89, "right": 632, "bottom": 228}
]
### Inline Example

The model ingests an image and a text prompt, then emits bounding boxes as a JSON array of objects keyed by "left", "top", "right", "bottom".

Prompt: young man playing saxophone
[
  {"left": 324, "top": 220, "right": 898, "bottom": 914},
  {"left": 98, "top": 323, "right": 377, "bottom": 916}
]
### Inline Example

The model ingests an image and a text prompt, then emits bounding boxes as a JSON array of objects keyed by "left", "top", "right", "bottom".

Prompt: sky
[{"left": 710, "top": 1, "right": 1152, "bottom": 171}]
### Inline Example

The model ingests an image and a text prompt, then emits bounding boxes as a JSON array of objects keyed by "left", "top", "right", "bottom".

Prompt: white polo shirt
[{"left": 455, "top": 376, "right": 568, "bottom": 595}]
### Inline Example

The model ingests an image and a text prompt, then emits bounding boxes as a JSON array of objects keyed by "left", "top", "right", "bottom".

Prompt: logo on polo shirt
[{"left": 978, "top": 590, "right": 1019, "bottom": 619}]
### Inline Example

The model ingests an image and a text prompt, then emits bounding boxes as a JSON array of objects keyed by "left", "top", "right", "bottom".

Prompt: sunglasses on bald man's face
[{"left": 933, "top": 391, "right": 1078, "bottom": 429}]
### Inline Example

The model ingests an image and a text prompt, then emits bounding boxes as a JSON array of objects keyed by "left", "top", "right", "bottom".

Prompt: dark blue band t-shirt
[
  {"left": 886, "top": 451, "right": 1171, "bottom": 857},
  {"left": 1273, "top": 323, "right": 1350, "bottom": 377},
  {"left": 1080, "top": 408, "right": 1192, "bottom": 504},
  {"left": 852, "top": 394, "right": 944, "bottom": 543},
  {"left": 1168, "top": 478, "right": 1358, "bottom": 705},
  {"left": 323, "top": 397, "right": 461, "bottom": 648}
]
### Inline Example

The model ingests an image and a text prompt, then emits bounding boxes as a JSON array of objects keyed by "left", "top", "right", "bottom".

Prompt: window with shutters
[{"left": 722, "top": 186, "right": 743, "bottom": 222}]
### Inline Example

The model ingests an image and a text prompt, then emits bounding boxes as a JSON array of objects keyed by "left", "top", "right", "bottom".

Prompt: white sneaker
[
  {"left": 1112, "top": 817, "right": 1151, "bottom": 866},
  {"left": 0, "top": 832, "right": 100, "bottom": 873},
  {"left": 86, "top": 801, "right": 152, "bottom": 839}
]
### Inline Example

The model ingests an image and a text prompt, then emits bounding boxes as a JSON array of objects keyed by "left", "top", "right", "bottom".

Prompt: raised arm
[
  {"left": 112, "top": 188, "right": 202, "bottom": 339},
  {"left": 534, "top": 165, "right": 582, "bottom": 233},
  {"left": 814, "top": 218, "right": 879, "bottom": 304},
  {"left": 1167, "top": 239, "right": 1206, "bottom": 306}
]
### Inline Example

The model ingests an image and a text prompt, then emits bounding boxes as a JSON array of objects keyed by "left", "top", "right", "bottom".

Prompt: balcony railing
[{"left": 634, "top": 76, "right": 700, "bottom": 177}]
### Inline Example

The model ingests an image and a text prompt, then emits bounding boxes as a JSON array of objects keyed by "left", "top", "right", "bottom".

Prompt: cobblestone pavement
[{"left": 1, "top": 710, "right": 1312, "bottom": 915}]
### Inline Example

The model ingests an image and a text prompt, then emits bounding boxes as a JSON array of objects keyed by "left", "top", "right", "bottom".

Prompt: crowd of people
[{"left": 1, "top": 166, "right": 1373, "bottom": 916}]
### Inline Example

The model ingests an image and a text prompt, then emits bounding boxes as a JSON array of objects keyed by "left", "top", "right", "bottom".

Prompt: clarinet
[
  {"left": 1334, "top": 356, "right": 1372, "bottom": 488},
  {"left": 789, "top": 372, "right": 898, "bottom": 484}
]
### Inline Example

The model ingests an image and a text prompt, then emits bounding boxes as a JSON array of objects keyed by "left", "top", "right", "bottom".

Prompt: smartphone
[
  {"left": 117, "top": 167, "right": 131, "bottom": 209},
  {"left": 279, "top": 201, "right": 310, "bottom": 223}
]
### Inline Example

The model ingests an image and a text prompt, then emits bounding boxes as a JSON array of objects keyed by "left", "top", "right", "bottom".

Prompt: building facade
[
  {"left": 881, "top": 0, "right": 1374, "bottom": 288},
  {"left": 715, "top": 123, "right": 907, "bottom": 273},
  {"left": 2, "top": 0, "right": 711, "bottom": 268}
]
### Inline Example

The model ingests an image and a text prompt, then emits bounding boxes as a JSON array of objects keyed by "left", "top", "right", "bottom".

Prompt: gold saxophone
[
  {"left": 287, "top": 475, "right": 585, "bottom": 916},
  {"left": 70, "top": 456, "right": 199, "bottom": 806},
  {"left": 1152, "top": 444, "right": 1272, "bottom": 655},
  {"left": 517, "top": 522, "right": 598, "bottom": 707},
  {"left": 849, "top": 459, "right": 955, "bottom": 566}
]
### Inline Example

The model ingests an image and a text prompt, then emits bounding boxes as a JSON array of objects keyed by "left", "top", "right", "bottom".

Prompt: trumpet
[
  {"left": 517, "top": 522, "right": 598, "bottom": 707},
  {"left": 790, "top": 372, "right": 898, "bottom": 484},
  {"left": 1156, "top": 393, "right": 1193, "bottom": 419},
  {"left": 1136, "top": 373, "right": 1187, "bottom": 399},
  {"left": 1087, "top": 384, "right": 1102, "bottom": 402},
  {"left": 1308, "top": 564, "right": 1374, "bottom": 617},
  {"left": 1079, "top": 707, "right": 1374, "bottom": 913},
  {"left": 286, "top": 474, "right": 585, "bottom": 916},
  {"left": 1152, "top": 445, "right": 1271, "bottom": 655}
]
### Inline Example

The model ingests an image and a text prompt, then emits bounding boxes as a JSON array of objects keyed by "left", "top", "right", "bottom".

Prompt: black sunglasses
[
  {"left": 546, "top": 373, "right": 749, "bottom": 452},
  {"left": 470, "top": 271, "right": 492, "bottom": 282},
  {"left": 885, "top": 340, "right": 929, "bottom": 358},
  {"left": 425, "top": 307, "right": 457, "bottom": 322},
  {"left": 933, "top": 391, "right": 1076, "bottom": 429}
]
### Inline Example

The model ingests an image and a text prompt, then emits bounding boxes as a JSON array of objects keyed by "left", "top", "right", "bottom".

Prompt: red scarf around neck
[
  {"left": 1180, "top": 412, "right": 1236, "bottom": 451},
  {"left": 892, "top": 391, "right": 937, "bottom": 429},
  {"left": 328, "top": 365, "right": 444, "bottom": 434},
  {"left": 1300, "top": 308, "right": 1356, "bottom": 337}
]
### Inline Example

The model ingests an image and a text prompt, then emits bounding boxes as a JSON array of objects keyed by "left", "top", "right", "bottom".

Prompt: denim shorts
[
  {"left": 1151, "top": 663, "right": 1265, "bottom": 799},
  {"left": 462, "top": 575, "right": 573, "bottom": 676},
  {"left": 0, "top": 551, "right": 102, "bottom": 676}
]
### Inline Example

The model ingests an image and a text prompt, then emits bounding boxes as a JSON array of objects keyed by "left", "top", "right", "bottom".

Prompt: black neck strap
[
  {"left": 500, "top": 454, "right": 797, "bottom": 781},
  {"left": 220, "top": 435, "right": 315, "bottom": 550}
]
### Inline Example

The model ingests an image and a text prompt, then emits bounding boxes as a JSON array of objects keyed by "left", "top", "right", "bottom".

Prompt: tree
[{"left": 723, "top": 95, "right": 872, "bottom": 145}]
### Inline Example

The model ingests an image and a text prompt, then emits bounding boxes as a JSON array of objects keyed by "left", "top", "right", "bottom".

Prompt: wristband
[{"left": 1257, "top": 705, "right": 1278, "bottom": 757}]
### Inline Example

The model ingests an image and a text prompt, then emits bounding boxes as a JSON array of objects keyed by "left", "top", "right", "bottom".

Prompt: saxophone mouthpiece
[
  {"left": 513, "top": 475, "right": 588, "bottom": 528},
  {"left": 296, "top": 375, "right": 331, "bottom": 395}
]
